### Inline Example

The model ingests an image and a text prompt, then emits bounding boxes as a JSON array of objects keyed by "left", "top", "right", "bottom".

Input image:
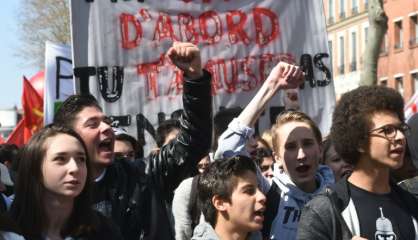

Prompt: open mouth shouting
[
  {"left": 98, "top": 138, "right": 114, "bottom": 159},
  {"left": 295, "top": 164, "right": 311, "bottom": 174},
  {"left": 254, "top": 207, "right": 265, "bottom": 223},
  {"left": 389, "top": 147, "right": 404, "bottom": 156}
]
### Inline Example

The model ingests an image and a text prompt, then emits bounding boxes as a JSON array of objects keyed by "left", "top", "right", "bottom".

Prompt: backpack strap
[
  {"left": 261, "top": 181, "right": 281, "bottom": 239},
  {"left": 189, "top": 174, "right": 201, "bottom": 231}
]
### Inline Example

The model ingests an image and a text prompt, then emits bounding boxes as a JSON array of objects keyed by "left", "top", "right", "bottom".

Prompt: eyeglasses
[{"left": 368, "top": 123, "right": 411, "bottom": 139}]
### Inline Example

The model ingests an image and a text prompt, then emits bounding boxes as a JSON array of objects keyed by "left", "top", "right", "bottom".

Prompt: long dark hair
[{"left": 10, "top": 125, "right": 96, "bottom": 239}]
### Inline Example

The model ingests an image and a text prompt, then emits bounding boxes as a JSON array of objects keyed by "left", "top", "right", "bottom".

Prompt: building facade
[{"left": 324, "top": 0, "right": 418, "bottom": 101}]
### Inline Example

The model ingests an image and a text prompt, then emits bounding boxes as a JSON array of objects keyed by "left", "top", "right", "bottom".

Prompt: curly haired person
[{"left": 297, "top": 86, "right": 418, "bottom": 240}]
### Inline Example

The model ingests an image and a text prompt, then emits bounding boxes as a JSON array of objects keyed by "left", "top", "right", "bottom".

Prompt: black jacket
[
  {"left": 92, "top": 71, "right": 212, "bottom": 240},
  {"left": 0, "top": 211, "right": 123, "bottom": 240},
  {"left": 297, "top": 176, "right": 418, "bottom": 240},
  {"left": 0, "top": 195, "right": 7, "bottom": 214}
]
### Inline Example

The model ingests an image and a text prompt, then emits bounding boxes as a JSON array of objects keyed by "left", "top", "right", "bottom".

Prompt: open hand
[{"left": 167, "top": 42, "right": 203, "bottom": 80}]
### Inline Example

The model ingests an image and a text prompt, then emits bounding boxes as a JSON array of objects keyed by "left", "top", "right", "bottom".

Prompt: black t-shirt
[
  {"left": 92, "top": 170, "right": 113, "bottom": 218},
  {"left": 349, "top": 183, "right": 416, "bottom": 240}
]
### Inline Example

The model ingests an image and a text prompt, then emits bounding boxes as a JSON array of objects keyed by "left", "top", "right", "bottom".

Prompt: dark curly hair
[{"left": 330, "top": 86, "right": 404, "bottom": 165}]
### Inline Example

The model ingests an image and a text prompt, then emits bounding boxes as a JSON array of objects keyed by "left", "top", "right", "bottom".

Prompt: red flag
[
  {"left": 6, "top": 119, "right": 26, "bottom": 147},
  {"left": 22, "top": 77, "right": 44, "bottom": 141},
  {"left": 6, "top": 75, "right": 44, "bottom": 147},
  {"left": 0, "top": 135, "right": 4, "bottom": 144}
]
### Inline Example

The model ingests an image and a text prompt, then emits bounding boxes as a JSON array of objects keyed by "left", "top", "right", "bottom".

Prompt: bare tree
[
  {"left": 360, "top": 0, "right": 388, "bottom": 86},
  {"left": 17, "top": 0, "right": 71, "bottom": 68}
]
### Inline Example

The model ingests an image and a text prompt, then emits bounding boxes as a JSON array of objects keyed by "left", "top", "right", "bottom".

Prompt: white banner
[
  {"left": 70, "top": 0, "right": 336, "bottom": 150},
  {"left": 44, "top": 41, "right": 74, "bottom": 124}
]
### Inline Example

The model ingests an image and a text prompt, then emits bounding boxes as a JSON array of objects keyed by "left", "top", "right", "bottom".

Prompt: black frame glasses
[{"left": 368, "top": 123, "right": 411, "bottom": 139}]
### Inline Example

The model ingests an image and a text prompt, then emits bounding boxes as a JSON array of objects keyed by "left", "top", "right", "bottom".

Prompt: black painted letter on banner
[{"left": 97, "top": 66, "right": 124, "bottom": 103}]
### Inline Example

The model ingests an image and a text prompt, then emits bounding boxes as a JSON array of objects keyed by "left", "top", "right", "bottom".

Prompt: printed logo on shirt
[
  {"left": 375, "top": 207, "right": 397, "bottom": 240},
  {"left": 282, "top": 206, "right": 301, "bottom": 224},
  {"left": 93, "top": 200, "right": 112, "bottom": 218}
]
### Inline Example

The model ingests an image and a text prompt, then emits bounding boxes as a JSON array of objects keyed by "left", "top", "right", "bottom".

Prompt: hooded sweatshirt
[
  {"left": 191, "top": 222, "right": 220, "bottom": 240},
  {"left": 191, "top": 222, "right": 261, "bottom": 240},
  {"left": 215, "top": 118, "right": 335, "bottom": 239},
  {"left": 268, "top": 164, "right": 334, "bottom": 240}
]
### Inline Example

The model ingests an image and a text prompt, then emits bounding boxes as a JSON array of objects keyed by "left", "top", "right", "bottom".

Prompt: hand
[
  {"left": 265, "top": 61, "right": 304, "bottom": 92},
  {"left": 167, "top": 42, "right": 203, "bottom": 80},
  {"left": 150, "top": 148, "right": 161, "bottom": 155},
  {"left": 236, "top": 62, "right": 303, "bottom": 126}
]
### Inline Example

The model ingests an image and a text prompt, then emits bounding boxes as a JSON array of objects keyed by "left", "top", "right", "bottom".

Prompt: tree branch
[{"left": 359, "top": 0, "right": 388, "bottom": 86}]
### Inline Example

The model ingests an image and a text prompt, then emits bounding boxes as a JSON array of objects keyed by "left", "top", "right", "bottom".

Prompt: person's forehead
[
  {"left": 168, "top": 128, "right": 180, "bottom": 135},
  {"left": 232, "top": 171, "right": 257, "bottom": 189},
  {"left": 75, "top": 106, "right": 105, "bottom": 122},
  {"left": 261, "top": 156, "right": 274, "bottom": 165},
  {"left": 279, "top": 122, "right": 316, "bottom": 142},
  {"left": 115, "top": 139, "right": 134, "bottom": 149},
  {"left": 369, "top": 111, "right": 401, "bottom": 127},
  {"left": 44, "top": 134, "right": 84, "bottom": 155},
  {"left": 325, "top": 144, "right": 337, "bottom": 156}
]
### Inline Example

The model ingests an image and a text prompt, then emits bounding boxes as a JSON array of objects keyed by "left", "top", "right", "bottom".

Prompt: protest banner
[
  {"left": 70, "top": 0, "right": 336, "bottom": 152},
  {"left": 44, "top": 41, "right": 74, "bottom": 124}
]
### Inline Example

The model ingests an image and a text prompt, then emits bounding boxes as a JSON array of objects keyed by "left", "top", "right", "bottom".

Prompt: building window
[
  {"left": 394, "top": 20, "right": 403, "bottom": 49},
  {"left": 413, "top": 72, "right": 418, "bottom": 93},
  {"left": 328, "top": 0, "right": 335, "bottom": 24},
  {"left": 352, "top": 0, "right": 358, "bottom": 15},
  {"left": 364, "top": 26, "right": 369, "bottom": 46},
  {"left": 380, "top": 33, "right": 388, "bottom": 54},
  {"left": 350, "top": 32, "right": 357, "bottom": 71},
  {"left": 339, "top": 36, "right": 345, "bottom": 74},
  {"left": 395, "top": 76, "right": 404, "bottom": 95},
  {"left": 410, "top": 15, "right": 418, "bottom": 46},
  {"left": 340, "top": 0, "right": 346, "bottom": 19},
  {"left": 379, "top": 78, "right": 388, "bottom": 87}
]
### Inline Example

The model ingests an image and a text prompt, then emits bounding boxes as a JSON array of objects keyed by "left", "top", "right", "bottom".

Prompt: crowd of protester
[{"left": 0, "top": 42, "right": 417, "bottom": 240}]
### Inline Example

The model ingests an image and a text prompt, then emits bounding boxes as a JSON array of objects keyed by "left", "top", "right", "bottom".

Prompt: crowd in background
[{"left": 0, "top": 42, "right": 417, "bottom": 240}]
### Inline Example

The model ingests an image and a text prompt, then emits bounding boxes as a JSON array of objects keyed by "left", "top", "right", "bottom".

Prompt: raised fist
[
  {"left": 167, "top": 42, "right": 203, "bottom": 80},
  {"left": 268, "top": 61, "right": 304, "bottom": 90},
  {"left": 259, "top": 61, "right": 304, "bottom": 101}
]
